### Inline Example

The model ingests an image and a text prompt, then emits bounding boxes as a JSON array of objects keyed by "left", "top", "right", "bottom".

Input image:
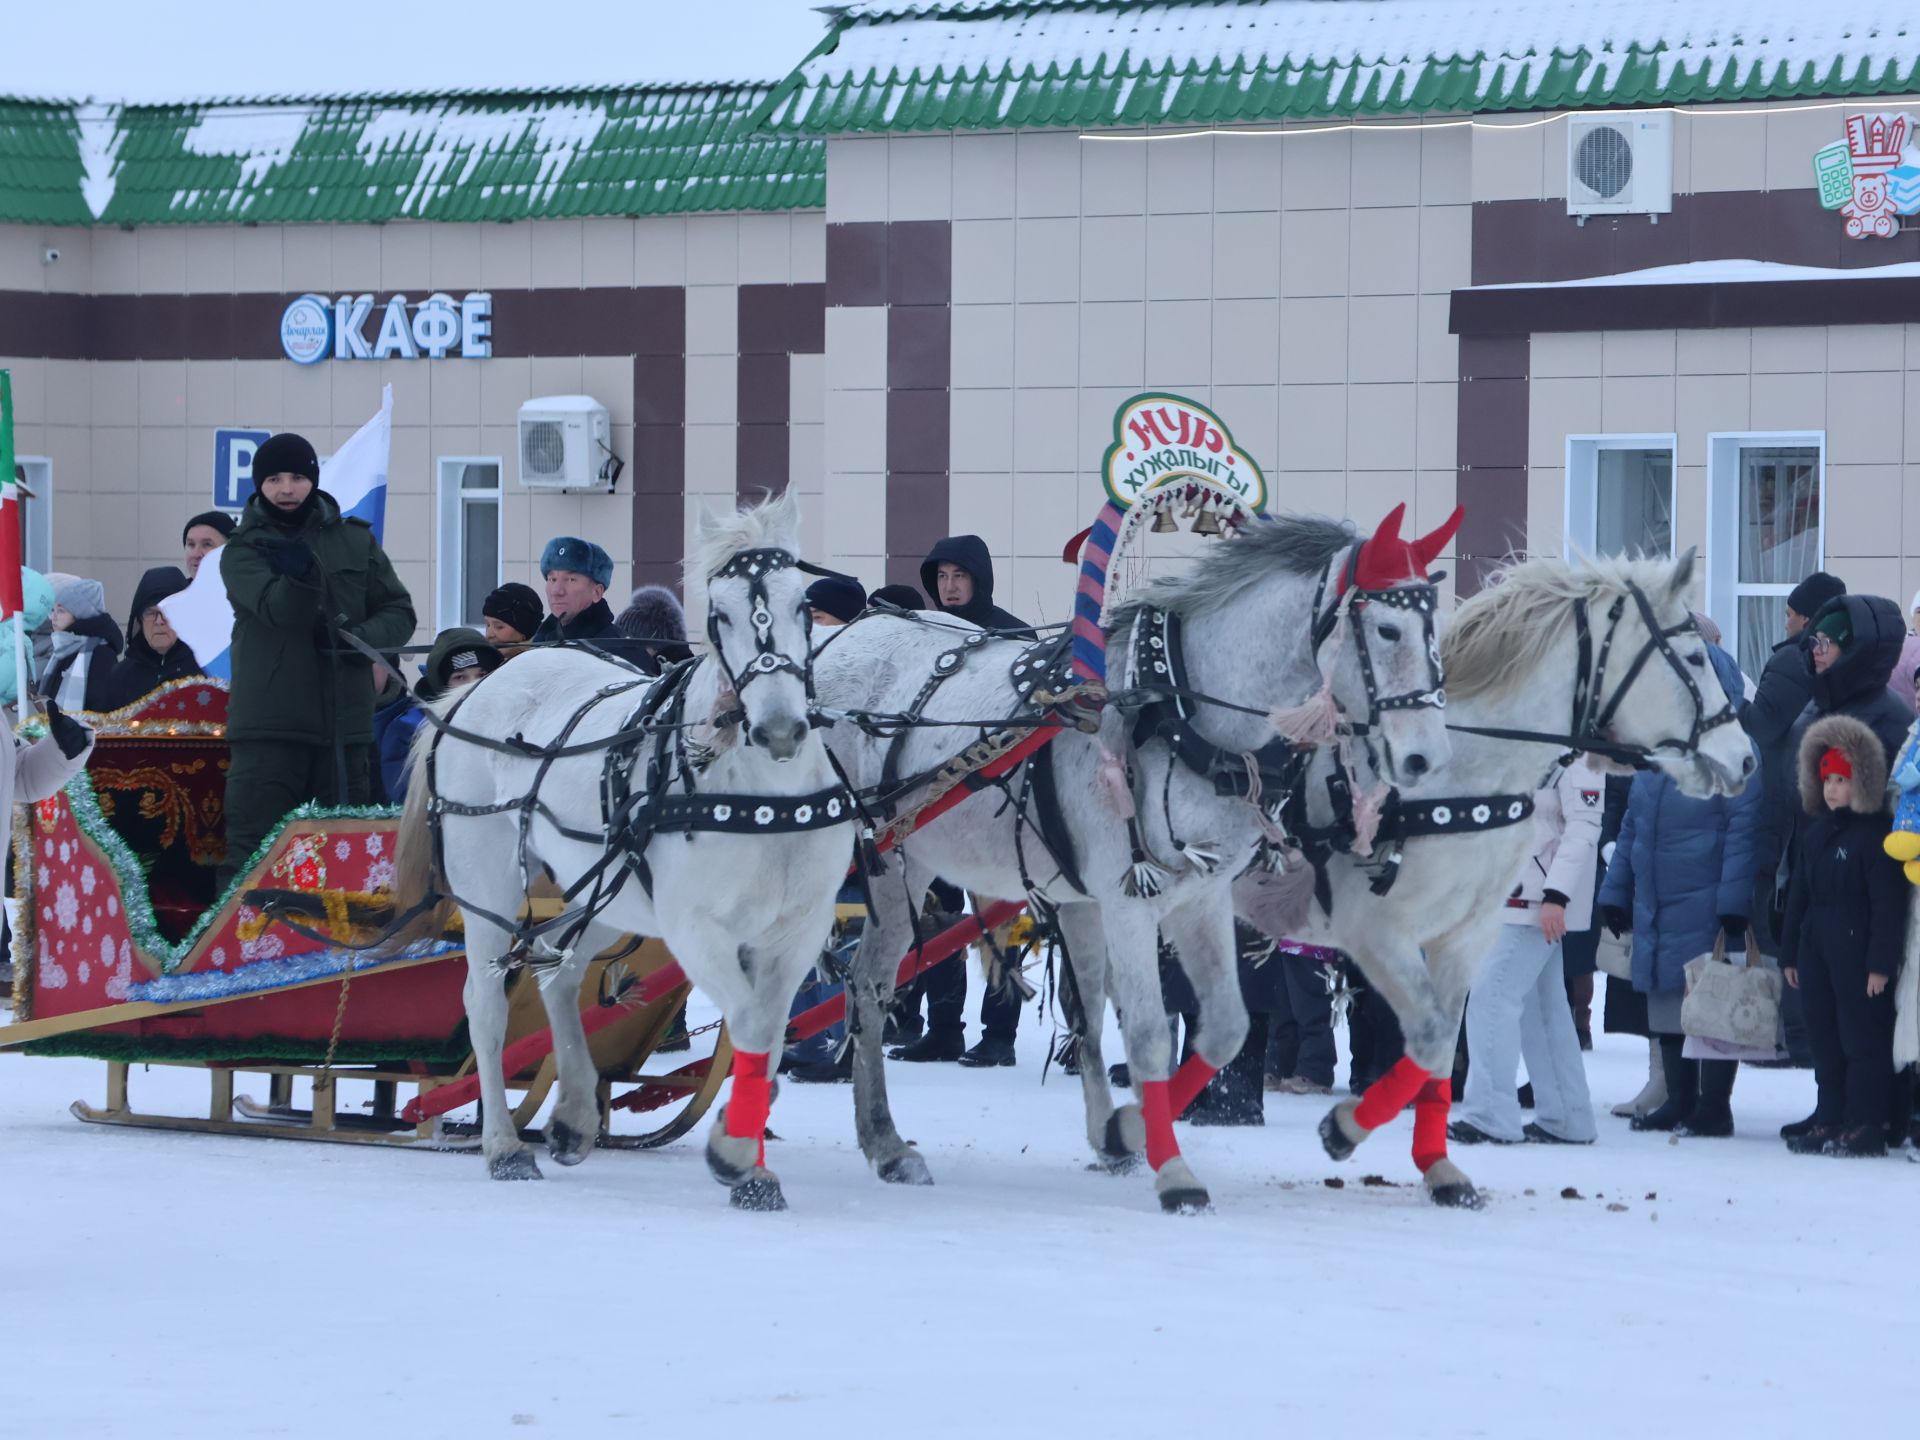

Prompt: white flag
[
  {"left": 322, "top": 384, "right": 392, "bottom": 541},
  {"left": 158, "top": 550, "right": 234, "bottom": 678}
]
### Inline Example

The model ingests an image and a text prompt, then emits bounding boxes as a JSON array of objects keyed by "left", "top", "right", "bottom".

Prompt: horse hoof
[
  {"left": 706, "top": 1125, "right": 761, "bottom": 1188},
  {"left": 1428, "top": 1181, "right": 1484, "bottom": 1210},
  {"left": 877, "top": 1150, "right": 934, "bottom": 1186},
  {"left": 1093, "top": 1106, "right": 1145, "bottom": 1173},
  {"left": 730, "top": 1174, "right": 788, "bottom": 1212},
  {"left": 1319, "top": 1100, "right": 1362, "bottom": 1162},
  {"left": 488, "top": 1150, "right": 543, "bottom": 1181},
  {"left": 1158, "top": 1185, "right": 1213, "bottom": 1215},
  {"left": 546, "top": 1118, "right": 592, "bottom": 1167}
]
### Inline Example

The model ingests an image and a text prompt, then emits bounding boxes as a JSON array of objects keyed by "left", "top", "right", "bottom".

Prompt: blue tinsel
[{"left": 128, "top": 939, "right": 460, "bottom": 1004}]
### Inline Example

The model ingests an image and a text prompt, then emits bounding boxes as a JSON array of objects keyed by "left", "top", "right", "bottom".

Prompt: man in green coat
[{"left": 219, "top": 432, "right": 416, "bottom": 883}]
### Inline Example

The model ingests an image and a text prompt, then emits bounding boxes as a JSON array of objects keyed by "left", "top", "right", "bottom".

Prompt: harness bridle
[
  {"left": 1307, "top": 546, "right": 1447, "bottom": 777},
  {"left": 704, "top": 547, "right": 817, "bottom": 740},
  {"left": 1449, "top": 580, "right": 1739, "bottom": 772}
]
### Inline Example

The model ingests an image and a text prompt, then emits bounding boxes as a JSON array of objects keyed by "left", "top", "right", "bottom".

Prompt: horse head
[
  {"left": 1322, "top": 503, "right": 1460, "bottom": 785},
  {"left": 692, "top": 491, "right": 817, "bottom": 762}
]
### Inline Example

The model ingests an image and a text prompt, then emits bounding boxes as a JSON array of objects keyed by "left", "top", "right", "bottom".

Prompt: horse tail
[{"left": 384, "top": 701, "right": 458, "bottom": 950}]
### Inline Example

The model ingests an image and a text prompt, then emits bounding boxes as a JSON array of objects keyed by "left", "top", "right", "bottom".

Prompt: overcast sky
[{"left": 14, "top": 0, "right": 841, "bottom": 102}]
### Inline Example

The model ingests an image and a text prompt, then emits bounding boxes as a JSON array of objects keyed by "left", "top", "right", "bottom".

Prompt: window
[
  {"left": 434, "top": 458, "right": 503, "bottom": 631},
  {"left": 1565, "top": 435, "right": 1674, "bottom": 559},
  {"left": 14, "top": 457, "right": 51, "bottom": 574},
  {"left": 1706, "top": 433, "right": 1824, "bottom": 683}
]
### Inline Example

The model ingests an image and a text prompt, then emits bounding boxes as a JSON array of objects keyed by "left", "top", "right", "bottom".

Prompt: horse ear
[
  {"left": 1668, "top": 546, "right": 1698, "bottom": 601},
  {"left": 1368, "top": 503, "right": 1407, "bottom": 552},
  {"left": 1410, "top": 505, "right": 1464, "bottom": 571},
  {"left": 764, "top": 487, "right": 803, "bottom": 552}
]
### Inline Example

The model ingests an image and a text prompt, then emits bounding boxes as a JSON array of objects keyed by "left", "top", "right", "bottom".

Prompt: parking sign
[{"left": 214, "top": 428, "right": 270, "bottom": 511}]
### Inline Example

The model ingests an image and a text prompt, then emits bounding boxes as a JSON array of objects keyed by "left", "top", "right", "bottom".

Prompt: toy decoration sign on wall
[
  {"left": 1814, "top": 113, "right": 1919, "bottom": 239},
  {"left": 1101, "top": 393, "right": 1266, "bottom": 512}
]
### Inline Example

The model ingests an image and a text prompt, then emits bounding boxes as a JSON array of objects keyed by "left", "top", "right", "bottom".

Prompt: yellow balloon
[{"left": 1884, "top": 830, "right": 1920, "bottom": 863}]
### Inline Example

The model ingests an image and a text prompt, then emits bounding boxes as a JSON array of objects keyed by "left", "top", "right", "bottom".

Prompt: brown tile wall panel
[
  {"left": 885, "top": 472, "right": 949, "bottom": 587},
  {"left": 631, "top": 425, "right": 686, "bottom": 496},
  {"left": 1454, "top": 333, "right": 1528, "bottom": 596},
  {"left": 826, "top": 223, "right": 888, "bottom": 306},
  {"left": 738, "top": 423, "right": 791, "bottom": 497},
  {"left": 737, "top": 352, "right": 790, "bottom": 425},
  {"left": 0, "top": 292, "right": 90, "bottom": 359},
  {"left": 631, "top": 492, "right": 685, "bottom": 566},
  {"left": 231, "top": 293, "right": 288, "bottom": 360},
  {"left": 787, "top": 283, "right": 826, "bottom": 354},
  {"left": 1456, "top": 276, "right": 1920, "bottom": 336},
  {"left": 887, "top": 221, "right": 951, "bottom": 306},
  {"left": 632, "top": 353, "right": 686, "bottom": 426},
  {"left": 1458, "top": 334, "right": 1529, "bottom": 380},
  {"left": 887, "top": 305, "right": 950, "bottom": 390},
  {"left": 184, "top": 293, "right": 237, "bottom": 361},
  {"left": 738, "top": 284, "right": 791, "bottom": 355},
  {"left": 629, "top": 287, "right": 685, "bottom": 592},
  {"left": 1457, "top": 377, "right": 1529, "bottom": 471},
  {"left": 886, "top": 387, "right": 949, "bottom": 474},
  {"left": 1455, "top": 468, "right": 1529, "bottom": 558}
]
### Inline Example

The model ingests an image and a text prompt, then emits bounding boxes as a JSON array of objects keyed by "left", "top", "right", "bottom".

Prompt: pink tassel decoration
[
  {"left": 1268, "top": 685, "right": 1340, "bottom": 745},
  {"left": 1094, "top": 745, "right": 1136, "bottom": 818}
]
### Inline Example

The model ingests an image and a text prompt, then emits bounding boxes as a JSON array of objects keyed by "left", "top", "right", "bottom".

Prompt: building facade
[{"left": 6, "top": 2, "right": 1920, "bottom": 680}]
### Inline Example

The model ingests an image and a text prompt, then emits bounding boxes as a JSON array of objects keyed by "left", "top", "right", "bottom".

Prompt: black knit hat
[
  {"left": 805, "top": 573, "right": 867, "bottom": 624},
  {"left": 481, "top": 582, "right": 543, "bottom": 640},
  {"left": 1787, "top": 571, "right": 1845, "bottom": 621},
  {"left": 250, "top": 433, "right": 320, "bottom": 491},
  {"left": 870, "top": 583, "right": 925, "bottom": 611},
  {"left": 181, "top": 510, "right": 237, "bottom": 543}
]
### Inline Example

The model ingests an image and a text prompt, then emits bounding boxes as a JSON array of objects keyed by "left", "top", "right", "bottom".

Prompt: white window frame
[
  {"left": 434, "top": 456, "right": 505, "bottom": 632},
  {"left": 13, "top": 456, "right": 52, "bottom": 574},
  {"left": 1704, "top": 430, "right": 1826, "bottom": 663},
  {"left": 1563, "top": 433, "right": 1677, "bottom": 559}
]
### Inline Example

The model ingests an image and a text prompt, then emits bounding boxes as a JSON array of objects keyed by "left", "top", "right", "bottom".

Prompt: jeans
[{"left": 1457, "top": 923, "right": 1597, "bottom": 1143}]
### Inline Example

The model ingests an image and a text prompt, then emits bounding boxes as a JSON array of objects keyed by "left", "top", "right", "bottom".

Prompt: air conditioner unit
[
  {"left": 1567, "top": 112, "right": 1674, "bottom": 218},
  {"left": 517, "top": 396, "right": 620, "bottom": 491}
]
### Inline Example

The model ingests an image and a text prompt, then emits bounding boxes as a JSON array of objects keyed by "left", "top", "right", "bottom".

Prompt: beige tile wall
[{"left": 2, "top": 210, "right": 829, "bottom": 646}]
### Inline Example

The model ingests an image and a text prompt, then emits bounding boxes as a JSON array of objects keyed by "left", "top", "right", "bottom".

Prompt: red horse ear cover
[{"left": 1345, "top": 503, "right": 1465, "bottom": 593}]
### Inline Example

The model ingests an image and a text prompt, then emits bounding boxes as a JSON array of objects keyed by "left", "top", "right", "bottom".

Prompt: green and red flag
[{"left": 0, "top": 372, "right": 23, "bottom": 617}]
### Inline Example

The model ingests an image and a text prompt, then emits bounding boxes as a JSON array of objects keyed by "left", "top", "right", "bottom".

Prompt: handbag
[
  {"left": 1680, "top": 927, "right": 1782, "bottom": 1053},
  {"left": 1595, "top": 930, "right": 1633, "bottom": 981}
]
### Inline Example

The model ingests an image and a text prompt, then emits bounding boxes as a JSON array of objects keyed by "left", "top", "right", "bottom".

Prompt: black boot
[
  {"left": 1675, "top": 1059, "right": 1737, "bottom": 1137},
  {"left": 1189, "top": 1013, "right": 1270, "bottom": 1128},
  {"left": 1631, "top": 1036, "right": 1697, "bottom": 1132},
  {"left": 1781, "top": 1111, "right": 1821, "bottom": 1140},
  {"left": 890, "top": 1026, "right": 964, "bottom": 1062},
  {"left": 957, "top": 1034, "right": 1017, "bottom": 1068}
]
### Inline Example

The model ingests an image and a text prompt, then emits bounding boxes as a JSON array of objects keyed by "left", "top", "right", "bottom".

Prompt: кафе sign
[{"left": 280, "top": 291, "right": 494, "bottom": 363}]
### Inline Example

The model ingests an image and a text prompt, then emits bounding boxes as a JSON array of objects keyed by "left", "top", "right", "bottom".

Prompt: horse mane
[
  {"left": 686, "top": 490, "right": 802, "bottom": 584},
  {"left": 1443, "top": 552, "right": 1683, "bottom": 702},
  {"left": 1106, "top": 511, "right": 1354, "bottom": 636}
]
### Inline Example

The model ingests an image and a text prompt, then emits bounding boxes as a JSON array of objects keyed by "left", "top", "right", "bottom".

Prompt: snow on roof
[
  {"left": 760, "top": 0, "right": 1920, "bottom": 133},
  {"left": 1472, "top": 258, "right": 1920, "bottom": 289}
]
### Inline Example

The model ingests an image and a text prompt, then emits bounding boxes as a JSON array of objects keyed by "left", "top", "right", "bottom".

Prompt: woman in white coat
[{"left": 1450, "top": 754, "right": 1606, "bottom": 1145}]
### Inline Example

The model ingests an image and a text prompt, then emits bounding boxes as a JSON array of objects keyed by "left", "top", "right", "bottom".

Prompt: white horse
[
  {"left": 1241, "top": 551, "right": 1756, "bottom": 1208},
  {"left": 814, "top": 510, "right": 1458, "bottom": 1211},
  {"left": 390, "top": 491, "right": 852, "bottom": 1209}
]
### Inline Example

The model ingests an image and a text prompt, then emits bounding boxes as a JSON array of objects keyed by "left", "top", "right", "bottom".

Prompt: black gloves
[
  {"left": 42, "top": 699, "right": 91, "bottom": 760},
  {"left": 257, "top": 535, "right": 315, "bottom": 578},
  {"left": 1600, "top": 905, "right": 1629, "bottom": 938}
]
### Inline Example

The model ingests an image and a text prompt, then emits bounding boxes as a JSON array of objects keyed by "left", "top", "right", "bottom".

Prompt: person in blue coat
[{"left": 1598, "top": 642, "right": 1762, "bottom": 1137}]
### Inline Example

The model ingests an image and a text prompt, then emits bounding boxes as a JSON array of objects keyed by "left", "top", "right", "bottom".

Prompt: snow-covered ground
[{"left": 3, "top": 1001, "right": 1914, "bottom": 1439}]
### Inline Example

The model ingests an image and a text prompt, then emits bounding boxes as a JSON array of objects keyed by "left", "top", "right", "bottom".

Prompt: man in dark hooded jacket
[
  {"left": 99, "top": 566, "right": 202, "bottom": 712},
  {"left": 893, "top": 536, "right": 1034, "bottom": 1068},
  {"left": 919, "top": 535, "right": 1035, "bottom": 640}
]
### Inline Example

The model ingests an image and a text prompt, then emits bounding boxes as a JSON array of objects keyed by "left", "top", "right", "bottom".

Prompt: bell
[
  {"left": 1151, "top": 505, "right": 1180, "bottom": 534},
  {"left": 1191, "top": 503, "right": 1223, "bottom": 537}
]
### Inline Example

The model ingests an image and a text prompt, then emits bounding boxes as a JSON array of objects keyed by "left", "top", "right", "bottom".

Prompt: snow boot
[
  {"left": 1825, "top": 1125, "right": 1888, "bottom": 1158},
  {"left": 1630, "top": 1035, "right": 1696, "bottom": 1133},
  {"left": 890, "top": 1026, "right": 964, "bottom": 1062},
  {"left": 1188, "top": 1012, "right": 1268, "bottom": 1127},
  {"left": 1612, "top": 1037, "right": 1668, "bottom": 1118},
  {"left": 1786, "top": 1123, "right": 1839, "bottom": 1155},
  {"left": 957, "top": 1035, "right": 1016, "bottom": 1068},
  {"left": 1780, "top": 1112, "right": 1821, "bottom": 1140},
  {"left": 1673, "top": 1059, "right": 1737, "bottom": 1137}
]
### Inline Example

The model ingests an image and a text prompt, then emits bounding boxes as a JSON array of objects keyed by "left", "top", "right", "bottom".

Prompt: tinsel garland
[
  {"left": 36, "top": 770, "right": 401, "bottom": 977},
  {"left": 85, "top": 676, "right": 230, "bottom": 737},
  {"left": 10, "top": 802, "right": 34, "bottom": 1024},
  {"left": 129, "top": 939, "right": 458, "bottom": 1004},
  {"left": 19, "top": 1030, "right": 470, "bottom": 1066}
]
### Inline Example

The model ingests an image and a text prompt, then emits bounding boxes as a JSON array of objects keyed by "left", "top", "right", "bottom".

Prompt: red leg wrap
[
  {"left": 1139, "top": 1080, "right": 1179, "bottom": 1171},
  {"left": 1412, "top": 1078, "right": 1452, "bottom": 1174},
  {"left": 725, "top": 1051, "right": 773, "bottom": 1168},
  {"left": 1167, "top": 1054, "right": 1220, "bottom": 1119},
  {"left": 1351, "top": 1055, "right": 1430, "bottom": 1131}
]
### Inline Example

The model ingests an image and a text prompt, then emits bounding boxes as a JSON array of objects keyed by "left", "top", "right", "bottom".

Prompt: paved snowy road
[{"left": 4, "top": 1013, "right": 1913, "bottom": 1439}]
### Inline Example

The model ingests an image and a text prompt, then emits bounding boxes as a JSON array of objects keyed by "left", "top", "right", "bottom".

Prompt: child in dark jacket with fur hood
[{"left": 1779, "top": 714, "right": 1911, "bottom": 1157}]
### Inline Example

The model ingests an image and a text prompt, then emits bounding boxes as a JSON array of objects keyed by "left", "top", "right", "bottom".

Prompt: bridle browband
[
  {"left": 1448, "top": 580, "right": 1739, "bottom": 771},
  {"left": 704, "top": 546, "right": 818, "bottom": 742},
  {"left": 1307, "top": 544, "right": 1447, "bottom": 770}
]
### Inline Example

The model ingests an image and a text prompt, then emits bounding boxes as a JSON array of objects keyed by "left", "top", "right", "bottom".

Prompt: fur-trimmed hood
[{"left": 1798, "top": 713, "right": 1889, "bottom": 815}]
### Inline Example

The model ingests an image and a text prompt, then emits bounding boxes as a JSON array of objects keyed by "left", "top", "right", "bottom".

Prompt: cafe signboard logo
[{"left": 1101, "top": 393, "right": 1266, "bottom": 512}]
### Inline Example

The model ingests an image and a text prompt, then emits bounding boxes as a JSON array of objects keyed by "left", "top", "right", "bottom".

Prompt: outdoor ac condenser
[
  {"left": 517, "top": 396, "right": 620, "bottom": 491},
  {"left": 1566, "top": 112, "right": 1674, "bottom": 218}
]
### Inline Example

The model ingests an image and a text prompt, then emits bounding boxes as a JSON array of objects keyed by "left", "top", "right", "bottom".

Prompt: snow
[
  {"left": 3, "top": 998, "right": 1915, "bottom": 1437},
  {"left": 356, "top": 101, "right": 611, "bottom": 215},
  {"left": 73, "top": 104, "right": 122, "bottom": 219},
  {"left": 178, "top": 108, "right": 313, "bottom": 193},
  {"left": 808, "top": 1, "right": 1920, "bottom": 116},
  {"left": 10, "top": 0, "right": 837, "bottom": 105},
  {"left": 1473, "top": 257, "right": 1920, "bottom": 288}
]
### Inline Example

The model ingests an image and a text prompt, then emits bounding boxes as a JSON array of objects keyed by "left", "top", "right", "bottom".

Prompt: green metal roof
[
  {"left": 759, "top": 0, "right": 1920, "bottom": 133},
  {"left": 0, "top": 84, "right": 823, "bottom": 226}
]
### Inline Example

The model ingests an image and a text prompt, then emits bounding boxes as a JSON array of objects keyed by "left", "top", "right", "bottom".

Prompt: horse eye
[
  {"left": 1378, "top": 623, "right": 1402, "bottom": 643},
  {"left": 1686, "top": 652, "right": 1706, "bottom": 669}
]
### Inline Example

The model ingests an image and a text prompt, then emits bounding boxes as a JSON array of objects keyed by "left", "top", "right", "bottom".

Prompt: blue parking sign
[{"left": 214, "top": 428, "right": 270, "bottom": 511}]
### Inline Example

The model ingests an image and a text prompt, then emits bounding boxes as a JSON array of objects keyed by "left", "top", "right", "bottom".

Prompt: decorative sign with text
[
  {"left": 1100, "top": 393, "right": 1266, "bottom": 512},
  {"left": 1814, "top": 112, "right": 1919, "bottom": 239},
  {"left": 280, "top": 291, "right": 493, "bottom": 363}
]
